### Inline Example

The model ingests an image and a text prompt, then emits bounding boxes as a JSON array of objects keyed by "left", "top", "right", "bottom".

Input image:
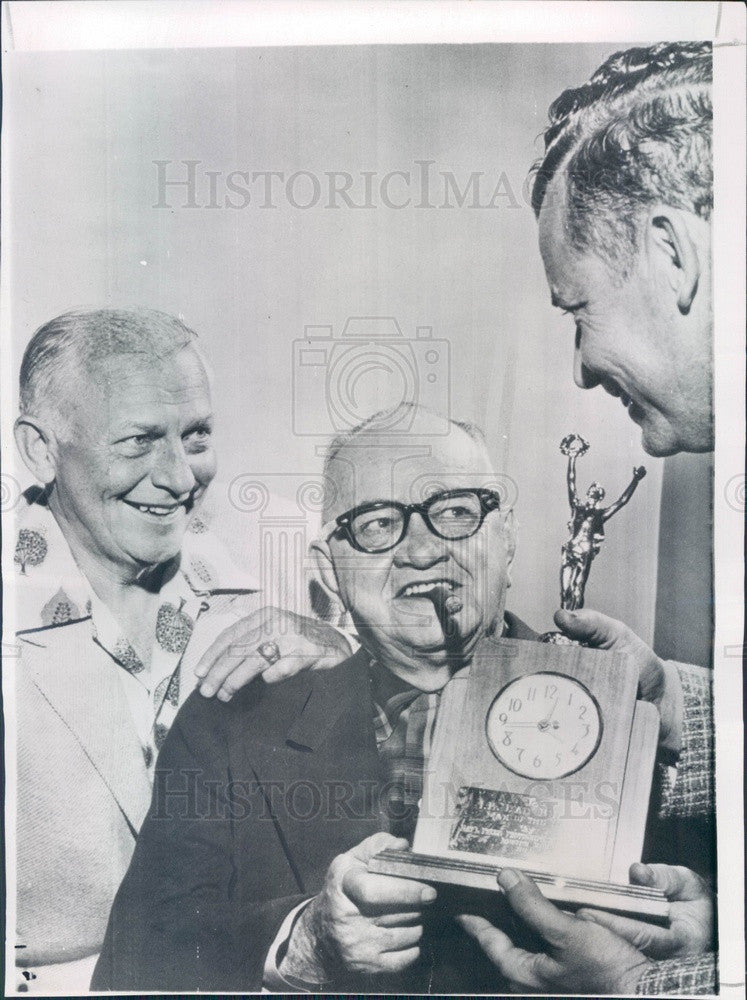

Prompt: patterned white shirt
[{"left": 13, "top": 487, "right": 259, "bottom": 775}]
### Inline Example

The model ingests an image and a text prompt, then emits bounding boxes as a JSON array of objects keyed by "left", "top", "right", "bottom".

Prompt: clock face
[{"left": 486, "top": 671, "right": 603, "bottom": 779}]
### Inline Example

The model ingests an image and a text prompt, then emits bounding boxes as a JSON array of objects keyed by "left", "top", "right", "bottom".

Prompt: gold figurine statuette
[{"left": 542, "top": 434, "right": 646, "bottom": 644}]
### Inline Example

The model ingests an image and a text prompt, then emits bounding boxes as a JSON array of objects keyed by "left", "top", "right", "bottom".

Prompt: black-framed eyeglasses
[{"left": 328, "top": 488, "right": 502, "bottom": 553}]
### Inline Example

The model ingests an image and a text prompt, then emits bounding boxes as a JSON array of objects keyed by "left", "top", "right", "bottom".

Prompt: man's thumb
[
  {"left": 553, "top": 608, "right": 623, "bottom": 649},
  {"left": 497, "top": 868, "right": 570, "bottom": 940},
  {"left": 633, "top": 863, "right": 708, "bottom": 902},
  {"left": 351, "top": 832, "right": 408, "bottom": 863}
]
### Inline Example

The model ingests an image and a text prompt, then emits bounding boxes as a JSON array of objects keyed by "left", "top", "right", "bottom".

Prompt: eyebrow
[
  {"left": 183, "top": 413, "right": 214, "bottom": 429},
  {"left": 112, "top": 412, "right": 214, "bottom": 435},
  {"left": 113, "top": 422, "right": 163, "bottom": 435}
]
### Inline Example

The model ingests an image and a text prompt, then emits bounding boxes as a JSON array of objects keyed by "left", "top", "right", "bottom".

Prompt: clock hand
[
  {"left": 538, "top": 697, "right": 559, "bottom": 729},
  {"left": 544, "top": 730, "right": 564, "bottom": 745}
]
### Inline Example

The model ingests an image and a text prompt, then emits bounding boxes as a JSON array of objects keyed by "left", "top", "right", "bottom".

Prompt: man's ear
[
  {"left": 648, "top": 207, "right": 701, "bottom": 313},
  {"left": 309, "top": 538, "right": 341, "bottom": 600},
  {"left": 14, "top": 417, "right": 58, "bottom": 485}
]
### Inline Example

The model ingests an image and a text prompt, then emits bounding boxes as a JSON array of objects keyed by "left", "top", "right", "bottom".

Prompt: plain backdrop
[{"left": 5, "top": 42, "right": 712, "bottom": 656}]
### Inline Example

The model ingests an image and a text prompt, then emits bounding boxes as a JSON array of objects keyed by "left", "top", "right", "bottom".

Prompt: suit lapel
[
  {"left": 284, "top": 648, "right": 373, "bottom": 753},
  {"left": 250, "top": 650, "right": 385, "bottom": 893},
  {"left": 22, "top": 627, "right": 153, "bottom": 834}
]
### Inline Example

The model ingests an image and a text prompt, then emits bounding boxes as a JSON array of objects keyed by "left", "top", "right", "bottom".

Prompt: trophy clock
[{"left": 370, "top": 436, "right": 668, "bottom": 919}]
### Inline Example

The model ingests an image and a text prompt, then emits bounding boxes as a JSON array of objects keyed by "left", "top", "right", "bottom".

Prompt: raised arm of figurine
[
  {"left": 559, "top": 433, "right": 592, "bottom": 511},
  {"left": 601, "top": 466, "right": 647, "bottom": 523},
  {"left": 565, "top": 447, "right": 580, "bottom": 510}
]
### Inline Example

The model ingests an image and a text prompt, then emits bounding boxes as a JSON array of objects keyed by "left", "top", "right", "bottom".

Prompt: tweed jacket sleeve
[
  {"left": 635, "top": 952, "right": 717, "bottom": 996},
  {"left": 658, "top": 662, "right": 714, "bottom": 819}
]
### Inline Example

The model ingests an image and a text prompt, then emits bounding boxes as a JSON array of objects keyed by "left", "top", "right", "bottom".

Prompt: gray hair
[
  {"left": 323, "top": 402, "right": 487, "bottom": 483},
  {"left": 531, "top": 41, "right": 712, "bottom": 271},
  {"left": 321, "top": 402, "right": 491, "bottom": 519},
  {"left": 19, "top": 307, "right": 200, "bottom": 424}
]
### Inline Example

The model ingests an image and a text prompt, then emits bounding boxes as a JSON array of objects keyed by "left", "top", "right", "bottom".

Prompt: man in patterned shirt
[{"left": 11, "top": 307, "right": 350, "bottom": 993}]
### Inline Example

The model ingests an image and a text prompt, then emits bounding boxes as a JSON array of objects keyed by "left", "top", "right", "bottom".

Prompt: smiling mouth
[
  {"left": 121, "top": 499, "right": 187, "bottom": 519},
  {"left": 395, "top": 579, "right": 461, "bottom": 600},
  {"left": 602, "top": 378, "right": 635, "bottom": 410},
  {"left": 601, "top": 380, "right": 649, "bottom": 428}
]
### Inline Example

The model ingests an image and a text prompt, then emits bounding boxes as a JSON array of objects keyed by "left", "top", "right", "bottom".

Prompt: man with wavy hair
[
  {"left": 459, "top": 42, "right": 717, "bottom": 995},
  {"left": 534, "top": 40, "right": 713, "bottom": 458}
]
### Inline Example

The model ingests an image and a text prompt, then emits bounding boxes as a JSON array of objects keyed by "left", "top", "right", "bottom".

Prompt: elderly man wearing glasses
[{"left": 93, "top": 403, "right": 708, "bottom": 994}]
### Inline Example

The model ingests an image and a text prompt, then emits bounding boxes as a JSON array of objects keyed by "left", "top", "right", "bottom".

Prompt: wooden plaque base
[
  {"left": 370, "top": 848, "right": 669, "bottom": 921},
  {"left": 368, "top": 636, "right": 670, "bottom": 925}
]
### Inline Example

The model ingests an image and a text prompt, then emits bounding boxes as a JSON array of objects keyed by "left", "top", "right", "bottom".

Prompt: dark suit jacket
[{"left": 93, "top": 614, "right": 538, "bottom": 993}]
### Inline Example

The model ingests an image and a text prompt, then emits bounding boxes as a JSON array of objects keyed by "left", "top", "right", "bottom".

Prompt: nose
[
  {"left": 573, "top": 325, "right": 601, "bottom": 389},
  {"left": 151, "top": 440, "right": 197, "bottom": 498},
  {"left": 393, "top": 512, "right": 449, "bottom": 569}
]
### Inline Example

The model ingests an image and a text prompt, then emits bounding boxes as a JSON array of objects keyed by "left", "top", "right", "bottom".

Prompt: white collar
[{"left": 13, "top": 488, "right": 259, "bottom": 635}]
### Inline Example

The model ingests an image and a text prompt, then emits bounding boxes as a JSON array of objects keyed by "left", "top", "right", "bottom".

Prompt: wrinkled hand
[
  {"left": 457, "top": 868, "right": 652, "bottom": 994},
  {"left": 576, "top": 863, "right": 714, "bottom": 959},
  {"left": 281, "top": 833, "right": 435, "bottom": 981},
  {"left": 195, "top": 606, "right": 353, "bottom": 700},
  {"left": 553, "top": 607, "right": 681, "bottom": 749}
]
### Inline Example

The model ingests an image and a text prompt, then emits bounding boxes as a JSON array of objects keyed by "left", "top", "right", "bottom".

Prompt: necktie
[{"left": 376, "top": 688, "right": 440, "bottom": 841}]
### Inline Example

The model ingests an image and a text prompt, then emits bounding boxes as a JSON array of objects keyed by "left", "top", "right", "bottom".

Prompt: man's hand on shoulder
[
  {"left": 554, "top": 607, "right": 682, "bottom": 751},
  {"left": 280, "top": 832, "right": 435, "bottom": 984},
  {"left": 195, "top": 606, "right": 353, "bottom": 700}
]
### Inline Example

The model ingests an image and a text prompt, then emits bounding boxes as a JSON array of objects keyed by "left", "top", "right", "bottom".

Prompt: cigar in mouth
[{"left": 429, "top": 584, "right": 463, "bottom": 643}]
